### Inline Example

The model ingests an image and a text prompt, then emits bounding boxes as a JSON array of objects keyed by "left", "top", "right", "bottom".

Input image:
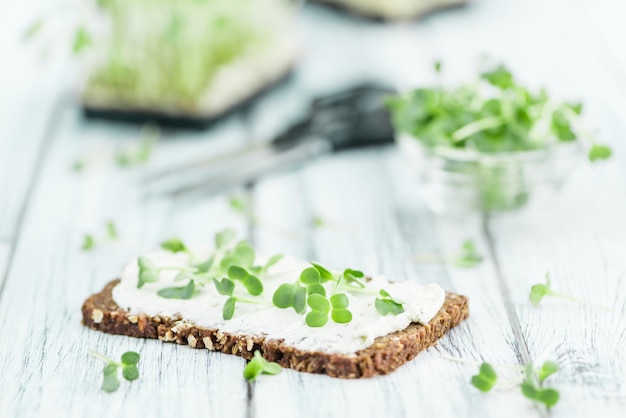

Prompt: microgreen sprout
[
  {"left": 470, "top": 360, "right": 560, "bottom": 410},
  {"left": 228, "top": 265, "right": 263, "bottom": 296},
  {"left": 272, "top": 282, "right": 307, "bottom": 313},
  {"left": 88, "top": 349, "right": 140, "bottom": 393},
  {"left": 329, "top": 293, "right": 352, "bottom": 323},
  {"left": 306, "top": 294, "right": 330, "bottom": 327},
  {"left": 530, "top": 272, "right": 613, "bottom": 310},
  {"left": 157, "top": 280, "right": 195, "bottom": 299},
  {"left": 82, "top": 234, "right": 95, "bottom": 250},
  {"left": 375, "top": 289, "right": 405, "bottom": 316},
  {"left": 471, "top": 362, "right": 498, "bottom": 392},
  {"left": 243, "top": 350, "right": 282, "bottom": 382},
  {"left": 520, "top": 363, "right": 560, "bottom": 409},
  {"left": 388, "top": 62, "right": 612, "bottom": 211},
  {"left": 588, "top": 144, "right": 612, "bottom": 161},
  {"left": 212, "top": 277, "right": 267, "bottom": 320},
  {"left": 137, "top": 256, "right": 195, "bottom": 288},
  {"left": 160, "top": 237, "right": 188, "bottom": 254},
  {"left": 300, "top": 267, "right": 326, "bottom": 297},
  {"left": 413, "top": 240, "right": 483, "bottom": 268},
  {"left": 81, "top": 221, "right": 119, "bottom": 251},
  {"left": 115, "top": 123, "right": 159, "bottom": 167}
]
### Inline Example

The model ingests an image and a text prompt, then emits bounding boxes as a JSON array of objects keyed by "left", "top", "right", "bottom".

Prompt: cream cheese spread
[{"left": 112, "top": 249, "right": 445, "bottom": 355}]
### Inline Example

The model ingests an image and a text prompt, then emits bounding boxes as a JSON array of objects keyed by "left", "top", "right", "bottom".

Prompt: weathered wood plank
[
  {"left": 249, "top": 149, "right": 531, "bottom": 417},
  {"left": 0, "top": 105, "right": 253, "bottom": 417}
]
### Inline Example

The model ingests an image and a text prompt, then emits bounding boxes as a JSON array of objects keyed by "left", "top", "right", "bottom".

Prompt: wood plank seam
[{"left": 482, "top": 215, "right": 533, "bottom": 366}]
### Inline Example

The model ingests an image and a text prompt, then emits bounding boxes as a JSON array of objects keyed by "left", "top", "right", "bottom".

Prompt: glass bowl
[{"left": 397, "top": 133, "right": 583, "bottom": 215}]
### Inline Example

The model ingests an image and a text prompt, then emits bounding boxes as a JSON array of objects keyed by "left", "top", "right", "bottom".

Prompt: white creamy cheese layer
[{"left": 112, "top": 250, "right": 445, "bottom": 355}]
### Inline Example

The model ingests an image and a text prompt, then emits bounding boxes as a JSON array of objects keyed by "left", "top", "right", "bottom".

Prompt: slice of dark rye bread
[{"left": 82, "top": 279, "right": 469, "bottom": 379}]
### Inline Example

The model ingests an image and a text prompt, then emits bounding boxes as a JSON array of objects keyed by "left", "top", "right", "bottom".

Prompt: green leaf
[
  {"left": 538, "top": 361, "right": 559, "bottom": 382},
  {"left": 82, "top": 234, "right": 95, "bottom": 251},
  {"left": 228, "top": 265, "right": 248, "bottom": 281},
  {"left": 242, "top": 275, "right": 263, "bottom": 296},
  {"left": 311, "top": 263, "right": 335, "bottom": 282},
  {"left": 215, "top": 228, "right": 237, "bottom": 249},
  {"left": 229, "top": 195, "right": 250, "bottom": 215},
  {"left": 342, "top": 269, "right": 366, "bottom": 287},
  {"left": 243, "top": 351, "right": 282, "bottom": 381},
  {"left": 102, "top": 372, "right": 120, "bottom": 393},
  {"left": 434, "top": 61, "right": 442, "bottom": 73},
  {"left": 264, "top": 254, "right": 283, "bottom": 271},
  {"left": 300, "top": 267, "right": 321, "bottom": 285},
  {"left": 307, "top": 294, "right": 330, "bottom": 312},
  {"left": 106, "top": 221, "right": 118, "bottom": 240},
  {"left": 375, "top": 298, "right": 404, "bottom": 316},
  {"left": 137, "top": 257, "right": 159, "bottom": 288},
  {"left": 588, "top": 144, "right": 612, "bottom": 161},
  {"left": 293, "top": 286, "right": 307, "bottom": 314},
  {"left": 306, "top": 311, "right": 328, "bottom": 327},
  {"left": 481, "top": 65, "right": 515, "bottom": 90},
  {"left": 223, "top": 297, "right": 236, "bottom": 320},
  {"left": 538, "top": 388, "right": 560, "bottom": 408},
  {"left": 157, "top": 280, "right": 195, "bottom": 299},
  {"left": 24, "top": 19, "right": 43, "bottom": 41},
  {"left": 471, "top": 362, "right": 497, "bottom": 392},
  {"left": 233, "top": 241, "right": 255, "bottom": 267},
  {"left": 72, "top": 26, "right": 92, "bottom": 54},
  {"left": 272, "top": 283, "right": 296, "bottom": 309},
  {"left": 122, "top": 365, "right": 139, "bottom": 381},
  {"left": 103, "top": 363, "right": 118, "bottom": 376},
  {"left": 306, "top": 283, "right": 326, "bottom": 297},
  {"left": 529, "top": 284, "right": 549, "bottom": 306},
  {"left": 331, "top": 309, "right": 352, "bottom": 323},
  {"left": 213, "top": 278, "right": 235, "bottom": 296},
  {"left": 243, "top": 359, "right": 263, "bottom": 381},
  {"left": 195, "top": 257, "right": 214, "bottom": 273},
  {"left": 330, "top": 293, "right": 349, "bottom": 309},
  {"left": 121, "top": 352, "right": 140, "bottom": 366},
  {"left": 160, "top": 238, "right": 187, "bottom": 253},
  {"left": 379, "top": 289, "right": 391, "bottom": 298},
  {"left": 521, "top": 381, "right": 539, "bottom": 399},
  {"left": 453, "top": 240, "right": 483, "bottom": 268}
]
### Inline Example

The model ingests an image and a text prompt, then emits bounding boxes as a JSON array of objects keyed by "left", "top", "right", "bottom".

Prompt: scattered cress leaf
[
  {"left": 331, "top": 309, "right": 352, "bottom": 323},
  {"left": 215, "top": 228, "right": 237, "bottom": 249},
  {"left": 300, "top": 267, "right": 321, "bottom": 285},
  {"left": 122, "top": 365, "right": 139, "bottom": 382},
  {"left": 242, "top": 274, "right": 263, "bottom": 296},
  {"left": 121, "top": 352, "right": 140, "bottom": 365},
  {"left": 223, "top": 297, "right": 236, "bottom": 320},
  {"left": 82, "top": 234, "right": 95, "bottom": 251},
  {"left": 264, "top": 254, "right": 283, "bottom": 271},
  {"left": 307, "top": 294, "right": 330, "bottom": 312},
  {"left": 160, "top": 238, "right": 188, "bottom": 253},
  {"left": 106, "top": 221, "right": 118, "bottom": 240},
  {"left": 471, "top": 362, "right": 498, "bottom": 392},
  {"left": 137, "top": 256, "right": 159, "bottom": 288},
  {"left": 243, "top": 350, "right": 282, "bottom": 381},
  {"left": 538, "top": 361, "right": 559, "bottom": 382},
  {"left": 588, "top": 144, "right": 612, "bottom": 161},
  {"left": 311, "top": 263, "right": 335, "bottom": 282},
  {"left": 330, "top": 293, "right": 349, "bottom": 309},
  {"left": 306, "top": 283, "right": 326, "bottom": 297},
  {"left": 213, "top": 278, "right": 235, "bottom": 296},
  {"left": 157, "top": 280, "right": 195, "bottom": 299},
  {"left": 306, "top": 311, "right": 328, "bottom": 327}
]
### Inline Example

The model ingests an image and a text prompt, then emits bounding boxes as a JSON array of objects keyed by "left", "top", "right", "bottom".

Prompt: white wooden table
[{"left": 1, "top": 1, "right": 625, "bottom": 417}]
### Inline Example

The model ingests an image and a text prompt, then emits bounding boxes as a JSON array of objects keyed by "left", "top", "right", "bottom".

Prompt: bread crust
[{"left": 82, "top": 279, "right": 469, "bottom": 378}]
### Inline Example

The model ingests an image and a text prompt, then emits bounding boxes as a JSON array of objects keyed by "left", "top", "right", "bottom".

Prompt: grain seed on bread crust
[{"left": 82, "top": 279, "right": 469, "bottom": 379}]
